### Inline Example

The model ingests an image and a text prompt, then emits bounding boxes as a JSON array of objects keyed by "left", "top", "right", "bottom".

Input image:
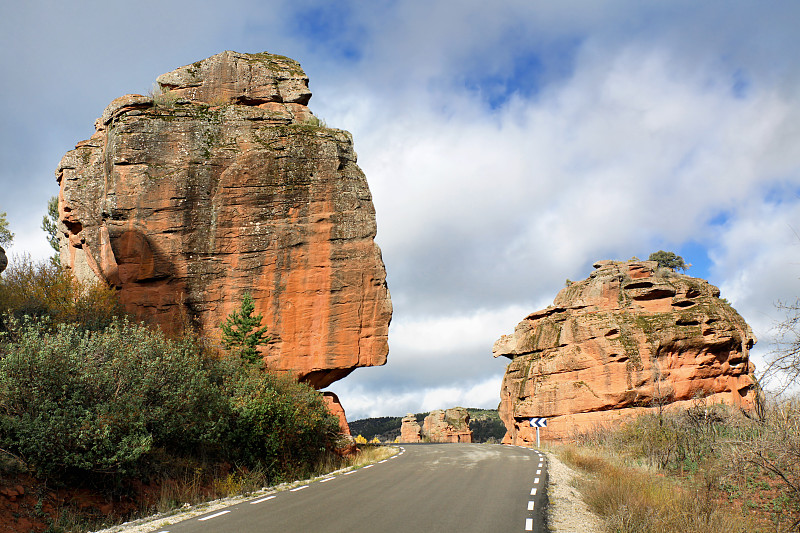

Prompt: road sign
[
  {"left": 529, "top": 418, "right": 547, "bottom": 447},
  {"left": 529, "top": 418, "right": 547, "bottom": 428}
]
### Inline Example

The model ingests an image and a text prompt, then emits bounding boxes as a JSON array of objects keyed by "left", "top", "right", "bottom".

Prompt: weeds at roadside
[{"left": 561, "top": 397, "right": 800, "bottom": 532}]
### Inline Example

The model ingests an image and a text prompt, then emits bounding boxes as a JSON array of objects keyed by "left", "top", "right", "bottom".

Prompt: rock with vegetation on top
[
  {"left": 54, "top": 51, "right": 393, "bottom": 395},
  {"left": 494, "top": 259, "right": 757, "bottom": 443},
  {"left": 422, "top": 408, "right": 473, "bottom": 443}
]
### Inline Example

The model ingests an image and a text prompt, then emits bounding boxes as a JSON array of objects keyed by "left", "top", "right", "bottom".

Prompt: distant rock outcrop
[
  {"left": 399, "top": 414, "right": 423, "bottom": 443},
  {"left": 54, "top": 51, "right": 392, "bottom": 393},
  {"left": 494, "top": 260, "right": 757, "bottom": 443},
  {"left": 0, "top": 246, "right": 6, "bottom": 274},
  {"left": 399, "top": 408, "right": 473, "bottom": 443}
]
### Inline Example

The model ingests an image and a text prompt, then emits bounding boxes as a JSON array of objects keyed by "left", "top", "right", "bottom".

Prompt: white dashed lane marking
[
  {"left": 525, "top": 517, "right": 534, "bottom": 531},
  {"left": 344, "top": 470, "right": 357, "bottom": 475},
  {"left": 530, "top": 487, "right": 537, "bottom": 496},
  {"left": 290, "top": 485, "right": 308, "bottom": 492},
  {"left": 534, "top": 477, "right": 540, "bottom": 484},
  {"left": 250, "top": 495, "right": 276, "bottom": 504},
  {"left": 536, "top": 469, "right": 541, "bottom": 475},
  {"left": 320, "top": 477, "right": 335, "bottom": 483},
  {"left": 528, "top": 501, "right": 535, "bottom": 511},
  {"left": 198, "top": 510, "right": 230, "bottom": 521}
]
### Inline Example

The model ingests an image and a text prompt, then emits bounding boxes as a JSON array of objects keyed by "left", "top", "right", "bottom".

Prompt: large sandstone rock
[
  {"left": 54, "top": 51, "right": 392, "bottom": 391},
  {"left": 494, "top": 260, "right": 757, "bottom": 443}
]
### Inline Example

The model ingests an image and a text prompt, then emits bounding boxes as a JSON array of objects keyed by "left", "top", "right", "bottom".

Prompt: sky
[{"left": 1, "top": 1, "right": 800, "bottom": 420}]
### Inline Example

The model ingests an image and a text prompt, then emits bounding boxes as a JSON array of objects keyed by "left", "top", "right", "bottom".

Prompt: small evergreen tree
[
  {"left": 0, "top": 211, "right": 13, "bottom": 247},
  {"left": 221, "top": 293, "right": 271, "bottom": 365},
  {"left": 648, "top": 250, "right": 688, "bottom": 272},
  {"left": 41, "top": 196, "right": 60, "bottom": 262}
]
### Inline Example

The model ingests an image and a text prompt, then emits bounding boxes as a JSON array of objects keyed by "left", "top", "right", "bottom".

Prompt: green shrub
[
  {"left": 0, "top": 316, "right": 341, "bottom": 485},
  {"left": 224, "top": 368, "right": 340, "bottom": 480},
  {"left": 0, "top": 318, "right": 224, "bottom": 478}
]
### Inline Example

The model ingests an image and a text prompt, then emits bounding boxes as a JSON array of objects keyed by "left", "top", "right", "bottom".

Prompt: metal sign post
[{"left": 529, "top": 417, "right": 547, "bottom": 448}]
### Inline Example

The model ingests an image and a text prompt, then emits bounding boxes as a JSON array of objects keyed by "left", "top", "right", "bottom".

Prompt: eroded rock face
[
  {"left": 422, "top": 408, "right": 473, "bottom": 443},
  {"left": 55, "top": 51, "right": 392, "bottom": 390},
  {"left": 322, "top": 392, "right": 351, "bottom": 436},
  {"left": 398, "top": 408, "right": 473, "bottom": 443},
  {"left": 494, "top": 260, "right": 757, "bottom": 443},
  {"left": 399, "top": 414, "right": 422, "bottom": 443}
]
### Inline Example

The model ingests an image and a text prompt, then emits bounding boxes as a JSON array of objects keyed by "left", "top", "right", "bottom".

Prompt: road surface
[{"left": 154, "top": 443, "right": 548, "bottom": 532}]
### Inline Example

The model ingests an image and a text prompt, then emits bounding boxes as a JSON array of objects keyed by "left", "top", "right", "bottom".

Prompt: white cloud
[
  {"left": 332, "top": 376, "right": 505, "bottom": 421},
  {"left": 4, "top": 1, "right": 800, "bottom": 417}
]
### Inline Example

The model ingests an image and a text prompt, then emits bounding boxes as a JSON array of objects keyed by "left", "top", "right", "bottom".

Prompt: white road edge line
[
  {"left": 250, "top": 495, "right": 276, "bottom": 504},
  {"left": 525, "top": 518, "right": 534, "bottom": 531},
  {"left": 536, "top": 469, "right": 541, "bottom": 475},
  {"left": 528, "top": 501, "right": 535, "bottom": 511},
  {"left": 198, "top": 510, "right": 230, "bottom": 521},
  {"left": 534, "top": 477, "right": 540, "bottom": 484},
  {"left": 344, "top": 470, "right": 357, "bottom": 475},
  {"left": 530, "top": 487, "right": 538, "bottom": 495},
  {"left": 378, "top": 460, "right": 388, "bottom": 463},
  {"left": 363, "top": 464, "right": 374, "bottom": 469},
  {"left": 290, "top": 485, "right": 308, "bottom": 492},
  {"left": 320, "top": 477, "right": 335, "bottom": 483}
]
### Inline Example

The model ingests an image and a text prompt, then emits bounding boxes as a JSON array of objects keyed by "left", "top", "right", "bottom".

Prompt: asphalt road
[{"left": 156, "top": 443, "right": 548, "bottom": 533}]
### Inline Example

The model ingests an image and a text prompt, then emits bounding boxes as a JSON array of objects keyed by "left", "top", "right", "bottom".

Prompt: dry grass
[
  {"left": 558, "top": 446, "right": 750, "bottom": 533},
  {"left": 558, "top": 397, "right": 800, "bottom": 532}
]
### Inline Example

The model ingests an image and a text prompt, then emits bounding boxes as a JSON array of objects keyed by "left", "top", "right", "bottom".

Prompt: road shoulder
[{"left": 544, "top": 451, "right": 603, "bottom": 533}]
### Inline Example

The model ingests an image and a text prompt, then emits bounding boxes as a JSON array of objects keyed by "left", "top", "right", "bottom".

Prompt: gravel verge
[{"left": 544, "top": 450, "right": 603, "bottom": 533}]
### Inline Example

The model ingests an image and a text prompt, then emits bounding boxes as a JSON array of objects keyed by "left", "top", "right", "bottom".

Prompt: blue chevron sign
[{"left": 529, "top": 417, "right": 547, "bottom": 428}]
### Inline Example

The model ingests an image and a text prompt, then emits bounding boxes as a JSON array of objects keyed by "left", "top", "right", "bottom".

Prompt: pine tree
[
  {"left": 0, "top": 211, "right": 13, "bottom": 247},
  {"left": 41, "top": 196, "right": 60, "bottom": 264},
  {"left": 221, "top": 293, "right": 271, "bottom": 365}
]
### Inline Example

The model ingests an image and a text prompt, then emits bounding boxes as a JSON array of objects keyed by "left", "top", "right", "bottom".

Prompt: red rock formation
[
  {"left": 399, "top": 408, "right": 473, "bottom": 443},
  {"left": 399, "top": 414, "right": 422, "bottom": 443},
  {"left": 322, "top": 392, "right": 351, "bottom": 436},
  {"left": 494, "top": 260, "right": 757, "bottom": 443},
  {"left": 422, "top": 408, "right": 473, "bottom": 443},
  {"left": 55, "top": 52, "right": 392, "bottom": 397}
]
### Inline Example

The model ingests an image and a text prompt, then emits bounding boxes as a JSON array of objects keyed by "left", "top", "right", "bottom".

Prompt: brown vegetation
[{"left": 557, "top": 397, "right": 800, "bottom": 532}]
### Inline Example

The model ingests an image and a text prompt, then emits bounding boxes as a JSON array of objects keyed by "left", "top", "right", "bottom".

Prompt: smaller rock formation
[
  {"left": 322, "top": 392, "right": 351, "bottom": 436},
  {"left": 398, "top": 408, "right": 473, "bottom": 443},
  {"left": 423, "top": 408, "right": 473, "bottom": 443},
  {"left": 495, "top": 260, "right": 758, "bottom": 443},
  {"left": 0, "top": 246, "right": 6, "bottom": 274},
  {"left": 399, "top": 414, "right": 422, "bottom": 443}
]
